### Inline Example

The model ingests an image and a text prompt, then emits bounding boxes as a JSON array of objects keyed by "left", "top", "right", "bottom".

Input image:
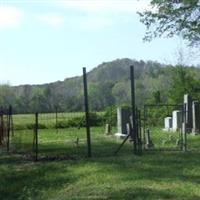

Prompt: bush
[
  {"left": 26, "top": 123, "right": 47, "bottom": 130},
  {"left": 13, "top": 123, "right": 47, "bottom": 130},
  {"left": 103, "top": 106, "right": 117, "bottom": 126},
  {"left": 55, "top": 113, "right": 104, "bottom": 128}
]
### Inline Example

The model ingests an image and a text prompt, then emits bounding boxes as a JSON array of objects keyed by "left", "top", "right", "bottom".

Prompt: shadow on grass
[
  {"left": 2, "top": 133, "right": 200, "bottom": 200},
  {"left": 108, "top": 187, "right": 200, "bottom": 200},
  {"left": 0, "top": 154, "right": 79, "bottom": 200}
]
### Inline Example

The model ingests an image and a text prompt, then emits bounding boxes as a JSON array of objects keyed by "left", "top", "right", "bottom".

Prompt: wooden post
[{"left": 83, "top": 67, "right": 92, "bottom": 157}]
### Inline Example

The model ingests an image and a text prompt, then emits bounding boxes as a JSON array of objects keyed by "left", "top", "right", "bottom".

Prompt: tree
[
  {"left": 139, "top": 0, "right": 200, "bottom": 46},
  {"left": 168, "top": 65, "right": 196, "bottom": 103},
  {"left": 89, "top": 81, "right": 115, "bottom": 111}
]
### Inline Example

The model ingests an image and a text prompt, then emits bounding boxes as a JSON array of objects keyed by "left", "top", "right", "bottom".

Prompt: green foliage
[
  {"left": 168, "top": 65, "right": 199, "bottom": 104},
  {"left": 55, "top": 113, "right": 104, "bottom": 128},
  {"left": 103, "top": 106, "right": 117, "bottom": 126},
  {"left": 14, "top": 123, "right": 47, "bottom": 130},
  {"left": 145, "top": 106, "right": 175, "bottom": 127},
  {"left": 139, "top": 0, "right": 200, "bottom": 46}
]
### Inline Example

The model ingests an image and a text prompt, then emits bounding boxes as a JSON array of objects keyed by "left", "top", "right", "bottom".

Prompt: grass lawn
[
  {"left": 1, "top": 127, "right": 200, "bottom": 200},
  {"left": 1, "top": 151, "right": 200, "bottom": 200}
]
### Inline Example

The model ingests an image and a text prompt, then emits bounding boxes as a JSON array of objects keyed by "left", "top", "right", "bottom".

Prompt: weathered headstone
[
  {"left": 117, "top": 107, "right": 131, "bottom": 135},
  {"left": 126, "top": 123, "right": 131, "bottom": 135},
  {"left": 105, "top": 124, "right": 111, "bottom": 135},
  {"left": 182, "top": 122, "right": 187, "bottom": 151},
  {"left": 184, "top": 94, "right": 193, "bottom": 132},
  {"left": 192, "top": 101, "right": 200, "bottom": 135},
  {"left": 144, "top": 129, "right": 154, "bottom": 149},
  {"left": 164, "top": 117, "right": 172, "bottom": 131},
  {"left": 172, "top": 110, "right": 182, "bottom": 132}
]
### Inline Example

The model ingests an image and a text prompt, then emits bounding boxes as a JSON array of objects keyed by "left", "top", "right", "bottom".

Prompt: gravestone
[
  {"left": 105, "top": 124, "right": 111, "bottom": 135},
  {"left": 184, "top": 94, "right": 193, "bottom": 132},
  {"left": 117, "top": 107, "right": 131, "bottom": 135},
  {"left": 172, "top": 110, "right": 182, "bottom": 132},
  {"left": 192, "top": 101, "right": 200, "bottom": 134},
  {"left": 144, "top": 129, "right": 154, "bottom": 149},
  {"left": 164, "top": 117, "right": 172, "bottom": 131}
]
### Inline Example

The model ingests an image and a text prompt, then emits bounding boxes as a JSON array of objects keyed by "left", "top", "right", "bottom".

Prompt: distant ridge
[{"left": 1, "top": 58, "right": 200, "bottom": 113}]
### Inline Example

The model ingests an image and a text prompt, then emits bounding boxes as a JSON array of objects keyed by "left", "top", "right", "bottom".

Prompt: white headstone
[
  {"left": 164, "top": 117, "right": 172, "bottom": 131},
  {"left": 172, "top": 110, "right": 182, "bottom": 132}
]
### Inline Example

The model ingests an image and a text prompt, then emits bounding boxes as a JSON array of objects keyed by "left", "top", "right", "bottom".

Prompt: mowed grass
[
  {"left": 12, "top": 112, "right": 105, "bottom": 129},
  {"left": 1, "top": 127, "right": 200, "bottom": 200},
  {"left": 1, "top": 151, "right": 200, "bottom": 199}
]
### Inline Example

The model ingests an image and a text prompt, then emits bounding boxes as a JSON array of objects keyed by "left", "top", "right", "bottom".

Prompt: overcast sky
[{"left": 0, "top": 0, "right": 199, "bottom": 86}]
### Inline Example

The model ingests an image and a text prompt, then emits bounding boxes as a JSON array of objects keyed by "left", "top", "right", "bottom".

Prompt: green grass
[
  {"left": 9, "top": 126, "right": 130, "bottom": 158},
  {"left": 12, "top": 112, "right": 105, "bottom": 130},
  {"left": 147, "top": 127, "right": 181, "bottom": 150},
  {"left": 1, "top": 127, "right": 200, "bottom": 200},
  {"left": 1, "top": 151, "right": 200, "bottom": 200},
  {"left": 12, "top": 112, "right": 86, "bottom": 130}
]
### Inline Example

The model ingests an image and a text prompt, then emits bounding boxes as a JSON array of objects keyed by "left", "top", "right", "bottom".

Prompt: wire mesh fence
[{"left": 10, "top": 113, "right": 35, "bottom": 158}]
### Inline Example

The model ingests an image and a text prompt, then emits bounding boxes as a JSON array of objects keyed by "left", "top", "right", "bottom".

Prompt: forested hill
[{"left": 1, "top": 58, "right": 200, "bottom": 113}]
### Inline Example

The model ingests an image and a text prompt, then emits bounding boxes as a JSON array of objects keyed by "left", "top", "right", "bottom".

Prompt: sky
[{"left": 0, "top": 0, "right": 199, "bottom": 86}]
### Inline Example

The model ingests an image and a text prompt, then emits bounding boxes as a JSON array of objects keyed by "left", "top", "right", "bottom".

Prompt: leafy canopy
[{"left": 139, "top": 0, "right": 200, "bottom": 46}]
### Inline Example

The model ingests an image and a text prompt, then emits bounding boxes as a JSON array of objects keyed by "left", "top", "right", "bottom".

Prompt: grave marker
[
  {"left": 184, "top": 94, "right": 193, "bottom": 132},
  {"left": 192, "top": 101, "right": 200, "bottom": 134},
  {"left": 172, "top": 110, "right": 182, "bottom": 132}
]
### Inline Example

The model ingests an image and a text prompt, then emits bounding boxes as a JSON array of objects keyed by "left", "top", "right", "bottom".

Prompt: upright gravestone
[
  {"left": 184, "top": 94, "right": 193, "bottom": 132},
  {"left": 117, "top": 107, "right": 131, "bottom": 135},
  {"left": 144, "top": 129, "right": 154, "bottom": 149},
  {"left": 192, "top": 101, "right": 200, "bottom": 134},
  {"left": 164, "top": 117, "right": 172, "bottom": 131},
  {"left": 172, "top": 110, "right": 182, "bottom": 132}
]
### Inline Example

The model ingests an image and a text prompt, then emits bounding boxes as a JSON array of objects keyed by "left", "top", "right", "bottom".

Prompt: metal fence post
[
  {"left": 182, "top": 104, "right": 187, "bottom": 152},
  {"left": 130, "top": 65, "right": 138, "bottom": 154},
  {"left": 55, "top": 106, "right": 58, "bottom": 134},
  {"left": 6, "top": 106, "right": 12, "bottom": 152},
  {"left": 35, "top": 112, "right": 39, "bottom": 161},
  {"left": 83, "top": 67, "right": 92, "bottom": 157}
]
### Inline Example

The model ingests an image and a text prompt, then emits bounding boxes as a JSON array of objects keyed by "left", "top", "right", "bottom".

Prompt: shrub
[
  {"left": 103, "top": 106, "right": 117, "bottom": 126},
  {"left": 26, "top": 123, "right": 47, "bottom": 130},
  {"left": 55, "top": 113, "right": 104, "bottom": 128}
]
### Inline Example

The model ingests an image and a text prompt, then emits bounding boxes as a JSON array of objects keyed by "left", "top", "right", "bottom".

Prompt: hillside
[{"left": 1, "top": 58, "right": 200, "bottom": 113}]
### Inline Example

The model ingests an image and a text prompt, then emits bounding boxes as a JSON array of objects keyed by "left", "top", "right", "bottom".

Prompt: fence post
[
  {"left": 55, "top": 106, "right": 58, "bottom": 134},
  {"left": 138, "top": 109, "right": 142, "bottom": 155},
  {"left": 10, "top": 106, "right": 14, "bottom": 137},
  {"left": 6, "top": 106, "right": 12, "bottom": 152},
  {"left": 182, "top": 104, "right": 187, "bottom": 152},
  {"left": 83, "top": 67, "right": 92, "bottom": 157},
  {"left": 130, "top": 65, "right": 138, "bottom": 155},
  {"left": 35, "top": 112, "right": 39, "bottom": 161}
]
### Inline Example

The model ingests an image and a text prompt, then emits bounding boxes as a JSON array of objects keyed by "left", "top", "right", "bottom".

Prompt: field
[{"left": 1, "top": 113, "right": 200, "bottom": 200}]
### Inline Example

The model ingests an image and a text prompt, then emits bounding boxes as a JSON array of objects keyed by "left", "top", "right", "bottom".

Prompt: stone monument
[
  {"left": 117, "top": 107, "right": 131, "bottom": 135},
  {"left": 192, "top": 100, "right": 200, "bottom": 134},
  {"left": 164, "top": 117, "right": 172, "bottom": 131},
  {"left": 172, "top": 110, "right": 182, "bottom": 132},
  {"left": 184, "top": 94, "right": 193, "bottom": 132}
]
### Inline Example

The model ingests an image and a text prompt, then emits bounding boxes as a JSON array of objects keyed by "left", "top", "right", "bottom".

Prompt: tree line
[{"left": 0, "top": 59, "right": 200, "bottom": 114}]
